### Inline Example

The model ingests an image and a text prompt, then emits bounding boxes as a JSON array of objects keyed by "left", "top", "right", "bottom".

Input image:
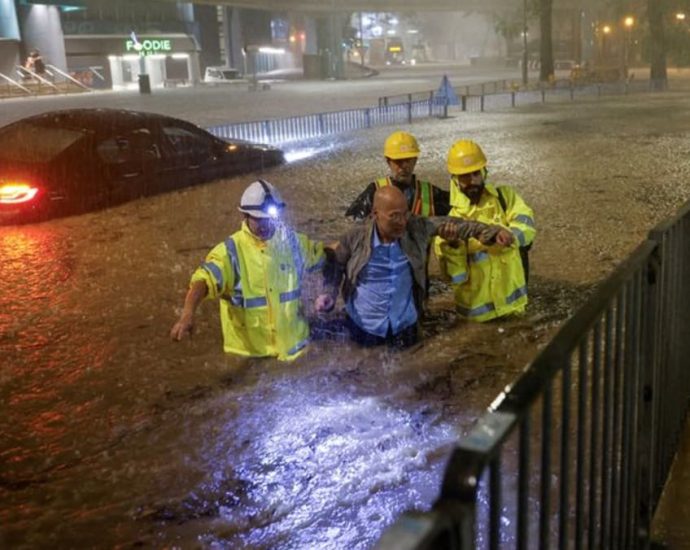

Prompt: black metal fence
[
  {"left": 207, "top": 100, "right": 446, "bottom": 145},
  {"left": 379, "top": 79, "right": 664, "bottom": 114},
  {"left": 376, "top": 198, "right": 690, "bottom": 549}
]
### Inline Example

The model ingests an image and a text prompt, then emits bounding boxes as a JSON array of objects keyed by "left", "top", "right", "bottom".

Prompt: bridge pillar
[{"left": 17, "top": 3, "right": 67, "bottom": 72}]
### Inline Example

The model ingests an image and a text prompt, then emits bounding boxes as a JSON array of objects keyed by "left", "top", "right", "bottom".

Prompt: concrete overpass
[{"left": 169, "top": 0, "right": 518, "bottom": 14}]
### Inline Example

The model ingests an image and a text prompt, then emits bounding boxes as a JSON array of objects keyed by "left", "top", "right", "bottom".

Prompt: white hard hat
[{"left": 238, "top": 179, "right": 286, "bottom": 218}]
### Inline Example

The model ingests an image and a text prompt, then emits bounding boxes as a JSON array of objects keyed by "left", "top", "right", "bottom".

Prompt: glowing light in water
[{"left": 283, "top": 146, "right": 332, "bottom": 163}]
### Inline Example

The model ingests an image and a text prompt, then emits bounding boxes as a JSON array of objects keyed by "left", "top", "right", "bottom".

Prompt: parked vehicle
[
  {"left": 0, "top": 108, "right": 284, "bottom": 224},
  {"left": 204, "top": 66, "right": 241, "bottom": 83}
]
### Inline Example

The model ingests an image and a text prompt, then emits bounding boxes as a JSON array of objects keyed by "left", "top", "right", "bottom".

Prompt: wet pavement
[{"left": 2, "top": 66, "right": 690, "bottom": 548}]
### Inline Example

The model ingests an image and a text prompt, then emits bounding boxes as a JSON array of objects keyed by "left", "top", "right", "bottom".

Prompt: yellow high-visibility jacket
[
  {"left": 435, "top": 182, "right": 536, "bottom": 322},
  {"left": 191, "top": 222, "right": 325, "bottom": 361},
  {"left": 376, "top": 177, "right": 435, "bottom": 216}
]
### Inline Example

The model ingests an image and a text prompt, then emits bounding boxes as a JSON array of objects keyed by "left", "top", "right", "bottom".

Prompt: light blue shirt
[{"left": 346, "top": 228, "right": 418, "bottom": 337}]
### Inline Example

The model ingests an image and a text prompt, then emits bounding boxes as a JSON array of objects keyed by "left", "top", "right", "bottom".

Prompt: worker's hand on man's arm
[
  {"left": 494, "top": 228, "right": 515, "bottom": 247},
  {"left": 436, "top": 221, "right": 464, "bottom": 242},
  {"left": 170, "top": 280, "right": 208, "bottom": 341},
  {"left": 475, "top": 225, "right": 514, "bottom": 247}
]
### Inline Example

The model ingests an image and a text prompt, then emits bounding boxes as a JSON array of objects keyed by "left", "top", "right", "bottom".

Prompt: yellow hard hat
[
  {"left": 384, "top": 131, "right": 420, "bottom": 160},
  {"left": 447, "top": 140, "right": 487, "bottom": 175}
]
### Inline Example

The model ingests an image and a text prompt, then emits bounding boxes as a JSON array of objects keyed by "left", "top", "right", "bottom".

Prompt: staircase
[{"left": 0, "top": 65, "right": 93, "bottom": 100}]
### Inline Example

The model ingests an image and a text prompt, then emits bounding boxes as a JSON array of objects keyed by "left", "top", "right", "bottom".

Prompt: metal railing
[
  {"left": 380, "top": 78, "right": 664, "bottom": 114},
  {"left": 207, "top": 99, "right": 446, "bottom": 145},
  {"left": 0, "top": 71, "right": 32, "bottom": 96},
  {"left": 45, "top": 63, "right": 91, "bottom": 91},
  {"left": 376, "top": 197, "right": 690, "bottom": 549},
  {"left": 15, "top": 65, "right": 59, "bottom": 92}
]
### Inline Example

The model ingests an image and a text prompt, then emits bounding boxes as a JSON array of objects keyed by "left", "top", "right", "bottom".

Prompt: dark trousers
[{"left": 345, "top": 316, "right": 419, "bottom": 349}]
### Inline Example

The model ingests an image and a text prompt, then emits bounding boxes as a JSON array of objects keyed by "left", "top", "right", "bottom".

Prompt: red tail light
[{"left": 0, "top": 183, "right": 40, "bottom": 204}]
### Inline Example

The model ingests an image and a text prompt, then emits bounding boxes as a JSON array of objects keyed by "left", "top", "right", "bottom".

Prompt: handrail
[
  {"left": 377, "top": 195, "right": 690, "bottom": 549},
  {"left": 46, "top": 63, "right": 91, "bottom": 91},
  {"left": 15, "top": 65, "right": 59, "bottom": 91},
  {"left": 0, "top": 71, "right": 32, "bottom": 95}
]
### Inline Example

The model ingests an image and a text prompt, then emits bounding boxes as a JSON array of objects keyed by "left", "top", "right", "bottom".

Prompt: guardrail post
[
  {"left": 407, "top": 99, "right": 412, "bottom": 124},
  {"left": 541, "top": 86, "right": 546, "bottom": 103},
  {"left": 365, "top": 107, "right": 371, "bottom": 128},
  {"left": 480, "top": 94, "right": 485, "bottom": 112},
  {"left": 442, "top": 97, "right": 449, "bottom": 119},
  {"left": 318, "top": 113, "right": 325, "bottom": 135},
  {"left": 636, "top": 247, "right": 660, "bottom": 546},
  {"left": 511, "top": 91, "right": 516, "bottom": 108},
  {"left": 461, "top": 95, "right": 467, "bottom": 112}
]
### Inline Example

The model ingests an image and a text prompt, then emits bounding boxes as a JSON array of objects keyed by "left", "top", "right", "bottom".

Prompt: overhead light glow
[{"left": 258, "top": 47, "right": 286, "bottom": 55}]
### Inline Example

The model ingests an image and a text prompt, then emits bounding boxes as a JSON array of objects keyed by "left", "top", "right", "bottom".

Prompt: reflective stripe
[
  {"left": 451, "top": 272, "right": 468, "bottom": 284},
  {"left": 506, "top": 285, "right": 528, "bottom": 304},
  {"left": 376, "top": 177, "right": 390, "bottom": 188},
  {"left": 227, "top": 295, "right": 268, "bottom": 308},
  {"left": 287, "top": 337, "right": 309, "bottom": 356},
  {"left": 225, "top": 237, "right": 242, "bottom": 294},
  {"left": 469, "top": 251, "right": 490, "bottom": 263},
  {"left": 458, "top": 302, "right": 495, "bottom": 318},
  {"left": 280, "top": 288, "right": 301, "bottom": 303},
  {"left": 416, "top": 181, "right": 432, "bottom": 216},
  {"left": 306, "top": 257, "right": 325, "bottom": 272},
  {"left": 514, "top": 214, "right": 535, "bottom": 227},
  {"left": 202, "top": 262, "right": 223, "bottom": 292},
  {"left": 511, "top": 227, "right": 526, "bottom": 247}
]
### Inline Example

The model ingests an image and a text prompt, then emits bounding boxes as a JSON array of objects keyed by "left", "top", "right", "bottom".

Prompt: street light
[
  {"left": 676, "top": 12, "right": 686, "bottom": 21},
  {"left": 601, "top": 24, "right": 611, "bottom": 62},
  {"left": 623, "top": 16, "right": 634, "bottom": 69}
]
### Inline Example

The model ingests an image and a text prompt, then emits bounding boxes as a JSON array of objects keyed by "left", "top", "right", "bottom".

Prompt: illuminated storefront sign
[{"left": 124, "top": 37, "right": 172, "bottom": 56}]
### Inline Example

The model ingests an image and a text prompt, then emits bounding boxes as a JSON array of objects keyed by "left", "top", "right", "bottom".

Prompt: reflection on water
[
  {"left": 0, "top": 225, "right": 110, "bottom": 492},
  {"left": 143, "top": 362, "right": 461, "bottom": 549}
]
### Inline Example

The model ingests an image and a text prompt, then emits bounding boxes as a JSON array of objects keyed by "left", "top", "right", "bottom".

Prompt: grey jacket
[{"left": 325, "top": 216, "right": 500, "bottom": 315}]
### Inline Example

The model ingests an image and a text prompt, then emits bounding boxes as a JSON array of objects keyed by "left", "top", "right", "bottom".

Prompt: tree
[
  {"left": 648, "top": 0, "right": 668, "bottom": 87},
  {"left": 539, "top": 0, "right": 554, "bottom": 81}
]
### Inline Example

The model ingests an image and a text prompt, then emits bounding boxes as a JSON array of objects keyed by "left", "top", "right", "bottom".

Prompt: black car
[{"left": 0, "top": 108, "right": 284, "bottom": 224}]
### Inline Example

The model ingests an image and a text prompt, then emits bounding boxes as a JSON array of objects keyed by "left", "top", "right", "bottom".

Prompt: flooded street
[{"left": 3, "top": 90, "right": 690, "bottom": 548}]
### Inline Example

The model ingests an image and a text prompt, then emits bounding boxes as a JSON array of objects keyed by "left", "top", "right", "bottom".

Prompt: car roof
[{"left": 16, "top": 108, "right": 180, "bottom": 132}]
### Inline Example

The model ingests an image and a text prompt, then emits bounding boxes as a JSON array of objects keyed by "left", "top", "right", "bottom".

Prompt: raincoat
[
  {"left": 435, "top": 182, "right": 536, "bottom": 322},
  {"left": 191, "top": 222, "right": 325, "bottom": 361}
]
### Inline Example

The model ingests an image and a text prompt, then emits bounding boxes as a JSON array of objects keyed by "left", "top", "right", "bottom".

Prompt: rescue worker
[
  {"left": 170, "top": 179, "right": 325, "bottom": 361},
  {"left": 435, "top": 140, "right": 536, "bottom": 322},
  {"left": 345, "top": 130, "right": 450, "bottom": 220},
  {"left": 318, "top": 186, "right": 513, "bottom": 348}
]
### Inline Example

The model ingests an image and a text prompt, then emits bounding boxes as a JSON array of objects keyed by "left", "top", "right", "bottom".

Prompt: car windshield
[{"left": 0, "top": 122, "right": 85, "bottom": 163}]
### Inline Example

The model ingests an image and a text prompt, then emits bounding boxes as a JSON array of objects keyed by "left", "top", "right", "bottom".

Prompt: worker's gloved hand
[
  {"left": 170, "top": 311, "right": 195, "bottom": 341},
  {"left": 314, "top": 294, "right": 335, "bottom": 313}
]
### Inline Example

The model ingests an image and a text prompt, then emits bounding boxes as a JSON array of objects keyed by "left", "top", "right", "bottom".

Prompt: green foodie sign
[{"left": 125, "top": 38, "right": 172, "bottom": 56}]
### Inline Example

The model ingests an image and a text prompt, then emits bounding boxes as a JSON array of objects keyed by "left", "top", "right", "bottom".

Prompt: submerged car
[{"left": 0, "top": 108, "right": 284, "bottom": 224}]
